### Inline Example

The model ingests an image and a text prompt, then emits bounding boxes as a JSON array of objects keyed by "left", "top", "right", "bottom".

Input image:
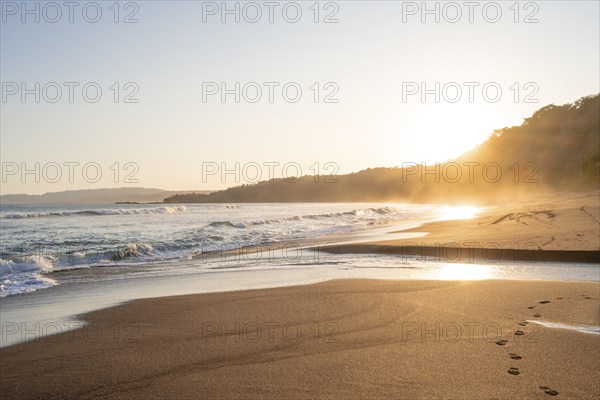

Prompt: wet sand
[{"left": 1, "top": 279, "right": 599, "bottom": 399}]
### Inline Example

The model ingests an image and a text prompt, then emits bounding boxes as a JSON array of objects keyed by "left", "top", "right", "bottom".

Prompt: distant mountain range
[
  {"left": 164, "top": 94, "right": 599, "bottom": 204},
  {"left": 0, "top": 188, "right": 211, "bottom": 205}
]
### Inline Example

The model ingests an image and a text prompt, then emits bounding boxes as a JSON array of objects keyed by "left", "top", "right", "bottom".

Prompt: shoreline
[
  {"left": 1, "top": 192, "right": 599, "bottom": 397},
  {"left": 2, "top": 261, "right": 598, "bottom": 349},
  {"left": 2, "top": 279, "right": 599, "bottom": 399},
  {"left": 324, "top": 243, "right": 600, "bottom": 263},
  {"left": 321, "top": 191, "right": 600, "bottom": 264},
  {"left": 1, "top": 191, "right": 598, "bottom": 348}
]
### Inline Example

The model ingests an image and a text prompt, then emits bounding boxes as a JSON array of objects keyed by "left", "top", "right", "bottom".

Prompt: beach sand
[
  {"left": 330, "top": 192, "right": 600, "bottom": 262},
  {"left": 1, "top": 279, "right": 599, "bottom": 399},
  {"left": 2, "top": 192, "right": 599, "bottom": 399}
]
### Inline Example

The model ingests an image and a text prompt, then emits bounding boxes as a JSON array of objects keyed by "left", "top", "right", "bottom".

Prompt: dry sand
[
  {"left": 1, "top": 279, "right": 599, "bottom": 399},
  {"left": 329, "top": 192, "right": 600, "bottom": 262}
]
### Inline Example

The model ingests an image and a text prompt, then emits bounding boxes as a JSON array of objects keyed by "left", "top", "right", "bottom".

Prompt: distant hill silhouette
[
  {"left": 165, "top": 94, "right": 599, "bottom": 204},
  {"left": 1, "top": 188, "right": 211, "bottom": 205}
]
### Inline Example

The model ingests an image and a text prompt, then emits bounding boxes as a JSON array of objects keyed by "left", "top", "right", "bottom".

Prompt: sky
[{"left": 1, "top": 0, "right": 599, "bottom": 194}]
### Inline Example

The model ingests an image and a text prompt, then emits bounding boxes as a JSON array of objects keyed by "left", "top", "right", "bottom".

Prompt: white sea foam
[
  {"left": 0, "top": 206, "right": 187, "bottom": 219},
  {"left": 0, "top": 258, "right": 58, "bottom": 297},
  {"left": 205, "top": 206, "right": 401, "bottom": 229},
  {"left": 0, "top": 255, "right": 56, "bottom": 274}
]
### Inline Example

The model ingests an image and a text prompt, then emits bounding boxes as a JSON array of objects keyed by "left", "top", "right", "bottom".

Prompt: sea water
[{"left": 0, "top": 202, "right": 441, "bottom": 297}]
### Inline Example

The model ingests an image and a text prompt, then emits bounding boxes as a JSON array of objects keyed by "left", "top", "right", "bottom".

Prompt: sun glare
[
  {"left": 404, "top": 102, "right": 503, "bottom": 163},
  {"left": 437, "top": 206, "right": 481, "bottom": 221},
  {"left": 434, "top": 263, "right": 493, "bottom": 280}
]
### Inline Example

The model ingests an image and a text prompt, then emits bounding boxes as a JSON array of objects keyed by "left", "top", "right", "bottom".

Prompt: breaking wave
[
  {"left": 0, "top": 206, "right": 187, "bottom": 219},
  {"left": 206, "top": 206, "right": 399, "bottom": 229}
]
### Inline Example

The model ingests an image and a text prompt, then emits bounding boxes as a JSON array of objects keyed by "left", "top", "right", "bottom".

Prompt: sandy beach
[
  {"left": 2, "top": 1, "right": 598, "bottom": 398},
  {"left": 330, "top": 192, "right": 600, "bottom": 263},
  {"left": 1, "top": 193, "right": 599, "bottom": 399},
  {"left": 1, "top": 279, "right": 599, "bottom": 399}
]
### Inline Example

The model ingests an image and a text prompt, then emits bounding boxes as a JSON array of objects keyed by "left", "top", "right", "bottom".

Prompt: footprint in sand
[
  {"left": 541, "top": 237, "right": 555, "bottom": 247},
  {"left": 509, "top": 353, "right": 522, "bottom": 360},
  {"left": 518, "top": 322, "right": 528, "bottom": 327},
  {"left": 508, "top": 367, "right": 520, "bottom": 375},
  {"left": 579, "top": 207, "right": 599, "bottom": 224},
  {"left": 538, "top": 300, "right": 551, "bottom": 304},
  {"left": 533, "top": 313, "right": 542, "bottom": 318},
  {"left": 515, "top": 330, "right": 525, "bottom": 336},
  {"left": 556, "top": 297, "right": 564, "bottom": 300},
  {"left": 527, "top": 306, "right": 536, "bottom": 309},
  {"left": 539, "top": 386, "right": 559, "bottom": 396},
  {"left": 496, "top": 340, "right": 508, "bottom": 346}
]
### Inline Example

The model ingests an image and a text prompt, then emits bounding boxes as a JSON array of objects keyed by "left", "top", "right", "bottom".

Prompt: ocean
[
  {"left": 2, "top": 202, "right": 599, "bottom": 298},
  {"left": 0, "top": 203, "right": 441, "bottom": 297}
]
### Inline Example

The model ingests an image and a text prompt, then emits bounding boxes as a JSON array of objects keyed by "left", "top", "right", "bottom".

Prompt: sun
[{"left": 404, "top": 102, "right": 503, "bottom": 164}]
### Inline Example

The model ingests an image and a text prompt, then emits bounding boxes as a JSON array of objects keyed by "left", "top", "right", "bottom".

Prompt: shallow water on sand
[{"left": 0, "top": 249, "right": 598, "bottom": 347}]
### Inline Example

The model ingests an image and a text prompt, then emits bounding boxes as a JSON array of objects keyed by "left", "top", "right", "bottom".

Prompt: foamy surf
[
  {"left": 0, "top": 205, "right": 187, "bottom": 219},
  {"left": 1, "top": 203, "right": 434, "bottom": 296},
  {"left": 205, "top": 207, "right": 401, "bottom": 229},
  {"left": 0, "top": 258, "right": 58, "bottom": 297}
]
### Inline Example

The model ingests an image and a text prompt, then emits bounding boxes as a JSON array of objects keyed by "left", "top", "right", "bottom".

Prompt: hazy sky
[{"left": 1, "top": 0, "right": 599, "bottom": 194}]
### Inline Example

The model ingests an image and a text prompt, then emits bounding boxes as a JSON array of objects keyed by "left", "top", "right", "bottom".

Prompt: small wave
[
  {"left": 0, "top": 255, "right": 56, "bottom": 274},
  {"left": 0, "top": 206, "right": 187, "bottom": 219},
  {"left": 0, "top": 242, "right": 164, "bottom": 273},
  {"left": 0, "top": 241, "right": 181, "bottom": 297},
  {"left": 0, "top": 257, "right": 59, "bottom": 297},
  {"left": 208, "top": 221, "right": 248, "bottom": 228},
  {"left": 207, "top": 206, "right": 400, "bottom": 229},
  {"left": 110, "top": 243, "right": 156, "bottom": 261},
  {"left": 0, "top": 273, "right": 57, "bottom": 297}
]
